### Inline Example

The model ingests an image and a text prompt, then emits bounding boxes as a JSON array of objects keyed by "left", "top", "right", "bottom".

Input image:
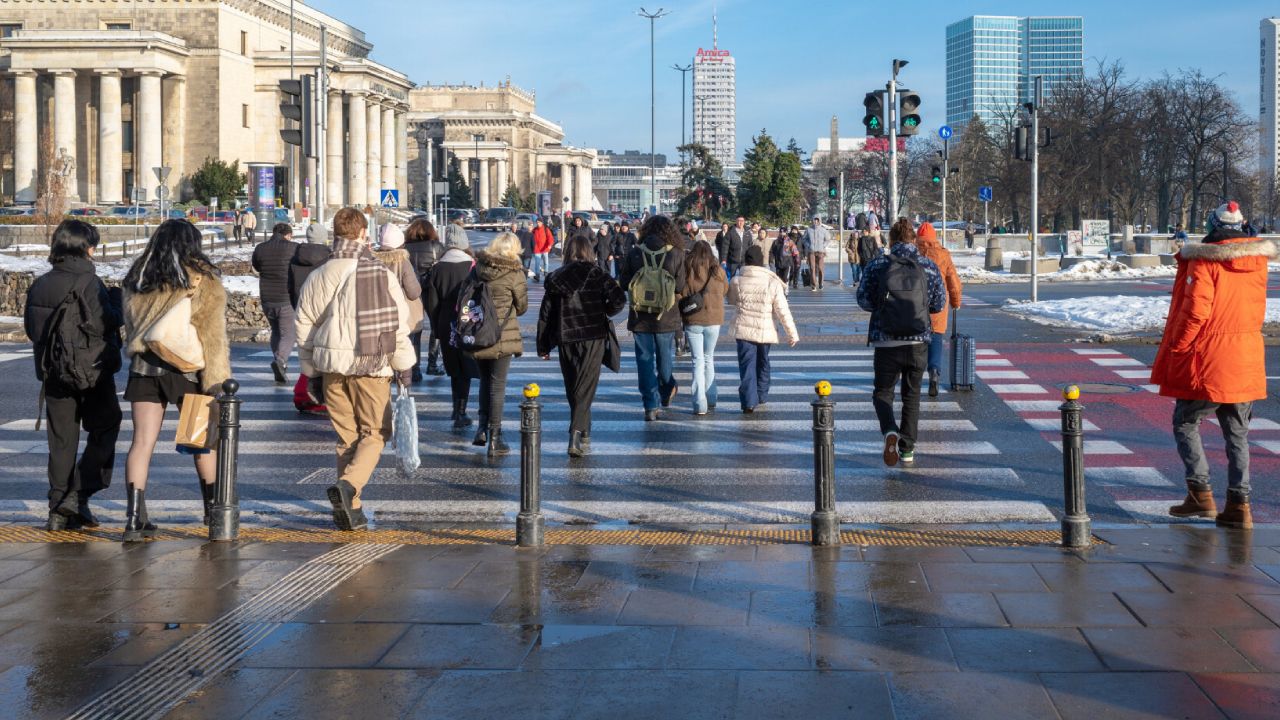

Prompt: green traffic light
[
  {"left": 869, "top": 117, "right": 881, "bottom": 129},
  {"left": 904, "top": 117, "right": 919, "bottom": 127}
]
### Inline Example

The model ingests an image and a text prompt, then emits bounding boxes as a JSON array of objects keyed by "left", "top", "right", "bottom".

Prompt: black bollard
[
  {"left": 1059, "top": 385, "right": 1091, "bottom": 548},
  {"left": 209, "top": 379, "right": 242, "bottom": 542},
  {"left": 516, "top": 383, "right": 544, "bottom": 548},
  {"left": 811, "top": 380, "right": 840, "bottom": 546}
]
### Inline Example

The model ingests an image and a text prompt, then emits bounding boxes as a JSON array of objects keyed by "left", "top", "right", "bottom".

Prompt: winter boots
[
  {"left": 122, "top": 485, "right": 158, "bottom": 543},
  {"left": 452, "top": 399, "right": 474, "bottom": 430},
  {"left": 1168, "top": 485, "right": 1217, "bottom": 519},
  {"left": 200, "top": 481, "right": 216, "bottom": 526},
  {"left": 326, "top": 480, "right": 368, "bottom": 531},
  {"left": 1216, "top": 499, "right": 1253, "bottom": 530},
  {"left": 488, "top": 427, "right": 510, "bottom": 458},
  {"left": 568, "top": 431, "right": 587, "bottom": 458}
]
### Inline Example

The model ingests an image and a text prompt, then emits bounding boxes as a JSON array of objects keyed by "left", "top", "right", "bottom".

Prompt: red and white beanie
[{"left": 1210, "top": 201, "right": 1244, "bottom": 230}]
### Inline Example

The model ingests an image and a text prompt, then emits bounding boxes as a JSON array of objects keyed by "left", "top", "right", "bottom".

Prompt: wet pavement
[{"left": 0, "top": 525, "right": 1276, "bottom": 718}]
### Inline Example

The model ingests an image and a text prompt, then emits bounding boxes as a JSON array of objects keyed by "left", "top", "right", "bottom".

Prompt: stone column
[
  {"left": 347, "top": 92, "right": 367, "bottom": 208},
  {"left": 496, "top": 156, "right": 509, "bottom": 207},
  {"left": 381, "top": 105, "right": 395, "bottom": 197},
  {"left": 13, "top": 71, "right": 37, "bottom": 203},
  {"left": 97, "top": 71, "right": 123, "bottom": 204},
  {"left": 562, "top": 163, "right": 573, "bottom": 210},
  {"left": 51, "top": 70, "right": 79, "bottom": 201},
  {"left": 477, "top": 158, "right": 490, "bottom": 210},
  {"left": 576, "top": 163, "right": 592, "bottom": 210},
  {"left": 535, "top": 160, "right": 548, "bottom": 193},
  {"left": 395, "top": 110, "right": 408, "bottom": 203},
  {"left": 162, "top": 75, "right": 185, "bottom": 200},
  {"left": 136, "top": 70, "right": 164, "bottom": 201},
  {"left": 365, "top": 100, "right": 382, "bottom": 206},
  {"left": 326, "top": 91, "right": 344, "bottom": 207}
]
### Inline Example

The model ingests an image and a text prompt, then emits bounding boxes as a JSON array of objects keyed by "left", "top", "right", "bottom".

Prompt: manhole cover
[{"left": 1058, "top": 382, "right": 1141, "bottom": 395}]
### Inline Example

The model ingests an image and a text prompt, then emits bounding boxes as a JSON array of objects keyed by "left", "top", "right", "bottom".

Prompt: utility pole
[
  {"left": 638, "top": 8, "right": 668, "bottom": 215},
  {"left": 838, "top": 172, "right": 845, "bottom": 284},
  {"left": 941, "top": 139, "right": 949, "bottom": 250},
  {"left": 672, "top": 63, "right": 692, "bottom": 162},
  {"left": 888, "top": 59, "right": 907, "bottom": 222},
  {"left": 316, "top": 25, "right": 327, "bottom": 225},
  {"left": 289, "top": 0, "right": 297, "bottom": 213},
  {"left": 1030, "top": 75, "right": 1042, "bottom": 303}
]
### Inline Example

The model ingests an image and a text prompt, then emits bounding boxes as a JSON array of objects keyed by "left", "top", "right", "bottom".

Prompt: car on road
[
  {"left": 0, "top": 206, "right": 36, "bottom": 216},
  {"left": 108, "top": 206, "right": 150, "bottom": 219},
  {"left": 447, "top": 208, "right": 479, "bottom": 224},
  {"left": 68, "top": 207, "right": 106, "bottom": 217},
  {"left": 593, "top": 212, "right": 621, "bottom": 226},
  {"left": 207, "top": 211, "right": 237, "bottom": 223},
  {"left": 515, "top": 213, "right": 539, "bottom": 226},
  {"left": 481, "top": 207, "right": 517, "bottom": 225}
]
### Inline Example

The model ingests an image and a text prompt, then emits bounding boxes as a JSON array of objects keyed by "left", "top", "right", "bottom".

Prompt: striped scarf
[{"left": 331, "top": 238, "right": 397, "bottom": 376}]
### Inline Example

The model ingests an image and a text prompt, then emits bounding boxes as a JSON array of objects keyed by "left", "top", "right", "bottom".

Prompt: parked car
[
  {"left": 515, "top": 213, "right": 539, "bottom": 226},
  {"left": 481, "top": 207, "right": 517, "bottom": 225},
  {"left": 594, "top": 212, "right": 620, "bottom": 225},
  {"left": 208, "top": 211, "right": 237, "bottom": 223},
  {"left": 108, "top": 206, "right": 150, "bottom": 219},
  {"left": 0, "top": 206, "right": 36, "bottom": 216},
  {"left": 447, "top": 208, "right": 479, "bottom": 224},
  {"left": 68, "top": 207, "right": 106, "bottom": 217}
]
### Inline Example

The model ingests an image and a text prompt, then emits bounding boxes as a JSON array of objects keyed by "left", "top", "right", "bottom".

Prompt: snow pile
[
  {"left": 221, "top": 276, "right": 260, "bottom": 297},
  {"left": 1055, "top": 259, "right": 1177, "bottom": 279},
  {"left": 0, "top": 252, "right": 259, "bottom": 297},
  {"left": 0, "top": 255, "right": 52, "bottom": 275},
  {"left": 956, "top": 266, "right": 1011, "bottom": 283},
  {"left": 1003, "top": 295, "right": 1280, "bottom": 334}
]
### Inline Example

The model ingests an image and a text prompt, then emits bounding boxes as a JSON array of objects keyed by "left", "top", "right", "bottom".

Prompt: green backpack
[{"left": 629, "top": 244, "right": 676, "bottom": 315}]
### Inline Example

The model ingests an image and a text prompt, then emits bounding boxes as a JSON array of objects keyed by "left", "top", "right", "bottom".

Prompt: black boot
[
  {"left": 452, "top": 399, "right": 474, "bottom": 430},
  {"left": 123, "top": 485, "right": 146, "bottom": 543},
  {"left": 928, "top": 369, "right": 939, "bottom": 398},
  {"left": 427, "top": 356, "right": 444, "bottom": 376},
  {"left": 472, "top": 426, "right": 489, "bottom": 447},
  {"left": 411, "top": 367, "right": 423, "bottom": 384},
  {"left": 76, "top": 496, "right": 99, "bottom": 528},
  {"left": 488, "top": 427, "right": 510, "bottom": 457},
  {"left": 200, "top": 481, "right": 216, "bottom": 526},
  {"left": 568, "top": 431, "right": 587, "bottom": 458},
  {"left": 136, "top": 489, "right": 158, "bottom": 538}
]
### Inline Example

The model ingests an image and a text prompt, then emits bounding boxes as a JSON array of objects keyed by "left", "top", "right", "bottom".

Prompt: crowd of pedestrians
[{"left": 20, "top": 200, "right": 1271, "bottom": 534}]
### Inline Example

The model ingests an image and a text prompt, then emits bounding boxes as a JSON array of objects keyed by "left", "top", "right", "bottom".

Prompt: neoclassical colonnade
[{"left": 324, "top": 87, "right": 409, "bottom": 208}]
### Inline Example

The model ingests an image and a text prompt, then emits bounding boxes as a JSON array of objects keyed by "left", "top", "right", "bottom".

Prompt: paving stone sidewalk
[{"left": 0, "top": 525, "right": 1276, "bottom": 719}]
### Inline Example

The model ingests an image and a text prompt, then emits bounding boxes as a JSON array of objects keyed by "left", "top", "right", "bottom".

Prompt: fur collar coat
[{"left": 124, "top": 272, "right": 231, "bottom": 395}]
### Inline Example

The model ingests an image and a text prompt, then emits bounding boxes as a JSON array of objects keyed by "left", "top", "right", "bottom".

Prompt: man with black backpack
[
  {"left": 856, "top": 218, "right": 945, "bottom": 467},
  {"left": 24, "top": 220, "right": 124, "bottom": 531},
  {"left": 620, "top": 215, "right": 687, "bottom": 421}
]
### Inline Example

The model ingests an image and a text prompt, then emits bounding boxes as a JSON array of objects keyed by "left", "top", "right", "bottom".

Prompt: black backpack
[
  {"left": 876, "top": 255, "right": 930, "bottom": 338},
  {"left": 37, "top": 275, "right": 115, "bottom": 393},
  {"left": 450, "top": 270, "right": 508, "bottom": 352}
]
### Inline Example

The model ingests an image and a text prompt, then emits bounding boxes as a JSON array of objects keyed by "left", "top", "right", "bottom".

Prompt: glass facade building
[{"left": 946, "top": 16, "right": 1084, "bottom": 128}]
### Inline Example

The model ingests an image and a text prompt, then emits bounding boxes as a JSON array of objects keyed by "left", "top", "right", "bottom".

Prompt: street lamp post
[
  {"left": 672, "top": 63, "right": 692, "bottom": 162},
  {"left": 472, "top": 133, "right": 483, "bottom": 208},
  {"left": 638, "top": 7, "right": 669, "bottom": 215}
]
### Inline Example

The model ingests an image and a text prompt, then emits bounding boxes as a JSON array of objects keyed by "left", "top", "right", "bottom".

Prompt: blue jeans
[
  {"left": 736, "top": 340, "right": 772, "bottom": 410},
  {"left": 532, "top": 253, "right": 550, "bottom": 278},
  {"left": 849, "top": 262, "right": 863, "bottom": 284},
  {"left": 685, "top": 325, "right": 720, "bottom": 413},
  {"left": 634, "top": 332, "right": 676, "bottom": 411},
  {"left": 928, "top": 333, "right": 945, "bottom": 374}
]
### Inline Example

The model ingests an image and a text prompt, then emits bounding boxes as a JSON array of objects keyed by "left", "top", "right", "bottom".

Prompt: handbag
[
  {"left": 143, "top": 296, "right": 204, "bottom": 373},
  {"left": 678, "top": 274, "right": 712, "bottom": 318},
  {"left": 175, "top": 393, "right": 217, "bottom": 450},
  {"left": 602, "top": 321, "right": 621, "bottom": 373},
  {"left": 391, "top": 382, "right": 420, "bottom": 477}
]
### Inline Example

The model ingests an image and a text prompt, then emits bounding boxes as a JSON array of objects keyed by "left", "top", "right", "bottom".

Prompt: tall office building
[
  {"left": 946, "top": 16, "right": 1084, "bottom": 128},
  {"left": 692, "top": 13, "right": 736, "bottom": 166},
  {"left": 1261, "top": 18, "right": 1280, "bottom": 188}
]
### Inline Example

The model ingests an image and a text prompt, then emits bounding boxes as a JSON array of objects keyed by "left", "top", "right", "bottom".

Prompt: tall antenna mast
[{"left": 713, "top": 3, "right": 717, "bottom": 50}]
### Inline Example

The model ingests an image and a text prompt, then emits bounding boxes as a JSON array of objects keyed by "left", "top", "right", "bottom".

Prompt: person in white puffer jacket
[{"left": 728, "top": 245, "right": 799, "bottom": 413}]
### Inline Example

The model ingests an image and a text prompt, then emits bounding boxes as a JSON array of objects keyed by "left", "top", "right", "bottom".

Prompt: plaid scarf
[{"left": 331, "top": 238, "right": 397, "bottom": 375}]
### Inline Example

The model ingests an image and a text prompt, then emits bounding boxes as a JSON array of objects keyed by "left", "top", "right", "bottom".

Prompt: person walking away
[
  {"left": 537, "top": 235, "right": 627, "bottom": 455},
  {"left": 594, "top": 221, "right": 615, "bottom": 275},
  {"left": 425, "top": 224, "right": 479, "bottom": 429},
  {"left": 466, "top": 232, "right": 529, "bottom": 456},
  {"left": 964, "top": 221, "right": 976, "bottom": 250},
  {"left": 290, "top": 223, "right": 333, "bottom": 414},
  {"left": 856, "top": 218, "right": 945, "bottom": 467},
  {"left": 531, "top": 218, "right": 555, "bottom": 282},
  {"left": 1152, "top": 202, "right": 1277, "bottom": 529},
  {"left": 515, "top": 221, "right": 535, "bottom": 276},
  {"left": 296, "top": 207, "right": 415, "bottom": 531},
  {"left": 769, "top": 227, "right": 786, "bottom": 277},
  {"left": 375, "top": 222, "right": 425, "bottom": 379},
  {"left": 404, "top": 218, "right": 446, "bottom": 380},
  {"left": 803, "top": 216, "right": 832, "bottom": 290},
  {"left": 844, "top": 231, "right": 862, "bottom": 285},
  {"left": 24, "top": 220, "right": 123, "bottom": 530},
  {"left": 857, "top": 227, "right": 880, "bottom": 276},
  {"left": 866, "top": 209, "right": 881, "bottom": 245},
  {"left": 120, "top": 220, "right": 231, "bottom": 541},
  {"left": 728, "top": 246, "right": 798, "bottom": 412},
  {"left": 241, "top": 207, "right": 258, "bottom": 243},
  {"left": 915, "top": 223, "right": 963, "bottom": 397},
  {"left": 621, "top": 215, "right": 687, "bottom": 421},
  {"left": 252, "top": 222, "right": 298, "bottom": 384},
  {"left": 725, "top": 216, "right": 751, "bottom": 279},
  {"left": 232, "top": 209, "right": 244, "bottom": 244},
  {"left": 614, "top": 220, "right": 638, "bottom": 277},
  {"left": 679, "top": 240, "right": 728, "bottom": 415}
]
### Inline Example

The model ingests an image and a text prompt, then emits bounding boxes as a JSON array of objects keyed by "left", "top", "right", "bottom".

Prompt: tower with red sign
[{"left": 691, "top": 8, "right": 736, "bottom": 166}]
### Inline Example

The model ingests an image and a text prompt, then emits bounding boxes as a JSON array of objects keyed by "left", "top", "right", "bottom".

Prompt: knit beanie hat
[
  {"left": 1210, "top": 201, "right": 1244, "bottom": 230},
  {"left": 444, "top": 222, "right": 470, "bottom": 250},
  {"left": 379, "top": 223, "right": 405, "bottom": 250},
  {"left": 744, "top": 245, "right": 765, "bottom": 267}
]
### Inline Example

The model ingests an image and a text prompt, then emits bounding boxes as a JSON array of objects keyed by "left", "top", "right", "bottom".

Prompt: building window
[
  {"left": 122, "top": 120, "right": 134, "bottom": 153},
  {"left": 240, "top": 31, "right": 248, "bottom": 55},
  {"left": 242, "top": 104, "right": 250, "bottom": 128},
  {"left": 0, "top": 23, "right": 22, "bottom": 38},
  {"left": 104, "top": 22, "right": 132, "bottom": 31}
]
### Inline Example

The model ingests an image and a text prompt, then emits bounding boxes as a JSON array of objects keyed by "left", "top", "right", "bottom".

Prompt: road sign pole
[
  {"left": 941, "top": 137, "right": 949, "bottom": 250},
  {"left": 1031, "top": 76, "right": 1042, "bottom": 303},
  {"left": 887, "top": 75, "right": 898, "bottom": 222}
]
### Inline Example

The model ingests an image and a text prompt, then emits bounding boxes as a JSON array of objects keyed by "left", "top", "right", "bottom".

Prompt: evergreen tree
[
  {"left": 735, "top": 130, "right": 779, "bottom": 221},
  {"left": 191, "top": 157, "right": 246, "bottom": 206},
  {"left": 499, "top": 185, "right": 536, "bottom": 212},
  {"left": 768, "top": 150, "right": 805, "bottom": 226},
  {"left": 446, "top": 157, "right": 473, "bottom": 209},
  {"left": 676, "top": 143, "right": 733, "bottom": 220}
]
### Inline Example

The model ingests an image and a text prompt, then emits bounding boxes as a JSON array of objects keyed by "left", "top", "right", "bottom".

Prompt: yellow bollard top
[
  {"left": 1062, "top": 385, "right": 1081, "bottom": 401},
  {"left": 523, "top": 383, "right": 541, "bottom": 399},
  {"left": 815, "top": 380, "right": 832, "bottom": 397}
]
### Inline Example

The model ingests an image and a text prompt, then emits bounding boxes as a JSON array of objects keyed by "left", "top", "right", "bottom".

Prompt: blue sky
[{"left": 310, "top": 0, "right": 1276, "bottom": 160}]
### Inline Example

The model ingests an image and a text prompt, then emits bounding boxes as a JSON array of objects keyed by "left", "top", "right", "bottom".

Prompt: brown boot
[
  {"left": 1215, "top": 499, "right": 1253, "bottom": 530},
  {"left": 1168, "top": 486, "right": 1217, "bottom": 519}
]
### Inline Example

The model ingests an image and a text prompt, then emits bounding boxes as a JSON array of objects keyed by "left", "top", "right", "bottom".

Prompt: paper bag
[{"left": 175, "top": 393, "right": 217, "bottom": 450}]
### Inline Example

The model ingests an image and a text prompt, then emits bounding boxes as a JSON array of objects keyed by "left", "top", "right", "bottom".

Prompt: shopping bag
[
  {"left": 391, "top": 382, "right": 420, "bottom": 477},
  {"left": 143, "top": 296, "right": 205, "bottom": 373},
  {"left": 175, "top": 393, "right": 217, "bottom": 450}
]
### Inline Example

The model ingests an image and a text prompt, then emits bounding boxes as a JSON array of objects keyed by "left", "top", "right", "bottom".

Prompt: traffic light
[
  {"left": 827, "top": 177, "right": 838, "bottom": 199},
  {"left": 279, "top": 74, "right": 314, "bottom": 158},
  {"left": 862, "top": 91, "right": 885, "bottom": 138},
  {"left": 898, "top": 91, "right": 921, "bottom": 136},
  {"left": 931, "top": 166, "right": 942, "bottom": 184},
  {"left": 1014, "top": 125, "right": 1030, "bottom": 161}
]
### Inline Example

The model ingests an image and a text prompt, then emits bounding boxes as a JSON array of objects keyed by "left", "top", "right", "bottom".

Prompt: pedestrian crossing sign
[{"left": 381, "top": 189, "right": 400, "bottom": 208}]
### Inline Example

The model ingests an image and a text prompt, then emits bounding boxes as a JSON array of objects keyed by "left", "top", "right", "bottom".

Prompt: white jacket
[
  {"left": 728, "top": 265, "right": 799, "bottom": 345},
  {"left": 295, "top": 257, "right": 416, "bottom": 378}
]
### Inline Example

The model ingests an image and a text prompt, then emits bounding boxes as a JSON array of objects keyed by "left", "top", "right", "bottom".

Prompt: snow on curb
[
  {"left": 1002, "top": 295, "right": 1280, "bottom": 334},
  {"left": 958, "top": 258, "right": 1178, "bottom": 284}
]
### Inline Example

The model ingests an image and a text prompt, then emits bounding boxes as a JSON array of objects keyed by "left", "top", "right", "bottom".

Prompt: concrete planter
[
  {"left": 983, "top": 247, "right": 1004, "bottom": 271},
  {"left": 1009, "top": 257, "right": 1059, "bottom": 274},
  {"left": 1115, "top": 254, "right": 1161, "bottom": 268},
  {"left": 1159, "top": 254, "right": 1177, "bottom": 266}
]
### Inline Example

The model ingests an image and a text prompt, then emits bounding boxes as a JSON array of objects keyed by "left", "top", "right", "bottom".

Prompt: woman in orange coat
[
  {"left": 1151, "top": 202, "right": 1276, "bottom": 529},
  {"left": 915, "top": 223, "right": 962, "bottom": 397}
]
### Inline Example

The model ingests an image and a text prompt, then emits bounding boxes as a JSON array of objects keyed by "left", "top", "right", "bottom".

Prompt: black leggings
[{"left": 477, "top": 356, "right": 514, "bottom": 430}]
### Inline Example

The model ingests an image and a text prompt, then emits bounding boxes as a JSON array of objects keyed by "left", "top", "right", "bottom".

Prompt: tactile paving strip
[{"left": 0, "top": 525, "right": 1102, "bottom": 547}]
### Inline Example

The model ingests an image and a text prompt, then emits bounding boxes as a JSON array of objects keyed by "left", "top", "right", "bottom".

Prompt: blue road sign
[
  {"left": 381, "top": 189, "right": 400, "bottom": 208},
  {"left": 978, "top": 186, "right": 993, "bottom": 203},
  {"left": 939, "top": 125, "right": 954, "bottom": 140}
]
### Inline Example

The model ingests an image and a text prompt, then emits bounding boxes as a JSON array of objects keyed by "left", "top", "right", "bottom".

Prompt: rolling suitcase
[
  {"left": 950, "top": 308, "right": 976, "bottom": 392},
  {"left": 801, "top": 266, "right": 813, "bottom": 287}
]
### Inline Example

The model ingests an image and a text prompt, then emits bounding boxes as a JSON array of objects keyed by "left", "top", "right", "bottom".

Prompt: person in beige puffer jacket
[{"left": 728, "top": 245, "right": 798, "bottom": 412}]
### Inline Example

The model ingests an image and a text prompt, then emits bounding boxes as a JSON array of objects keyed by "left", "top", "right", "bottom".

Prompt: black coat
[
  {"left": 857, "top": 235, "right": 880, "bottom": 267},
  {"left": 405, "top": 240, "right": 444, "bottom": 283},
  {"left": 614, "top": 231, "right": 638, "bottom": 259},
  {"left": 726, "top": 226, "right": 750, "bottom": 265},
  {"left": 594, "top": 232, "right": 615, "bottom": 272},
  {"left": 424, "top": 249, "right": 480, "bottom": 378},
  {"left": 289, "top": 243, "right": 332, "bottom": 309},
  {"left": 251, "top": 236, "right": 298, "bottom": 307},
  {"left": 24, "top": 256, "right": 123, "bottom": 382},
  {"left": 537, "top": 261, "right": 627, "bottom": 355},
  {"left": 516, "top": 229, "right": 535, "bottom": 261},
  {"left": 619, "top": 234, "right": 687, "bottom": 334}
]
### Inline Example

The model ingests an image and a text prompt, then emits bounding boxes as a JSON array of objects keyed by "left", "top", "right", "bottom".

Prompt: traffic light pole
[
  {"left": 941, "top": 138, "right": 949, "bottom": 250},
  {"left": 837, "top": 172, "right": 845, "bottom": 284},
  {"left": 316, "top": 26, "right": 327, "bottom": 225},
  {"left": 887, "top": 76, "right": 898, "bottom": 223},
  {"left": 1030, "top": 75, "right": 1042, "bottom": 303}
]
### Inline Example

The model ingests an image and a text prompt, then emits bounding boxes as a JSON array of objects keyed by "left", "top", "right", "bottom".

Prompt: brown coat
[
  {"left": 469, "top": 251, "right": 528, "bottom": 360},
  {"left": 916, "top": 231, "right": 962, "bottom": 334},
  {"left": 679, "top": 262, "right": 728, "bottom": 327},
  {"left": 374, "top": 248, "right": 424, "bottom": 331},
  {"left": 124, "top": 271, "right": 231, "bottom": 395}
]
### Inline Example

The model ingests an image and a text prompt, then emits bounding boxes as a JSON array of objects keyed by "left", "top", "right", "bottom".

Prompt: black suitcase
[
  {"left": 801, "top": 266, "right": 813, "bottom": 287},
  {"left": 950, "top": 308, "right": 976, "bottom": 391}
]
